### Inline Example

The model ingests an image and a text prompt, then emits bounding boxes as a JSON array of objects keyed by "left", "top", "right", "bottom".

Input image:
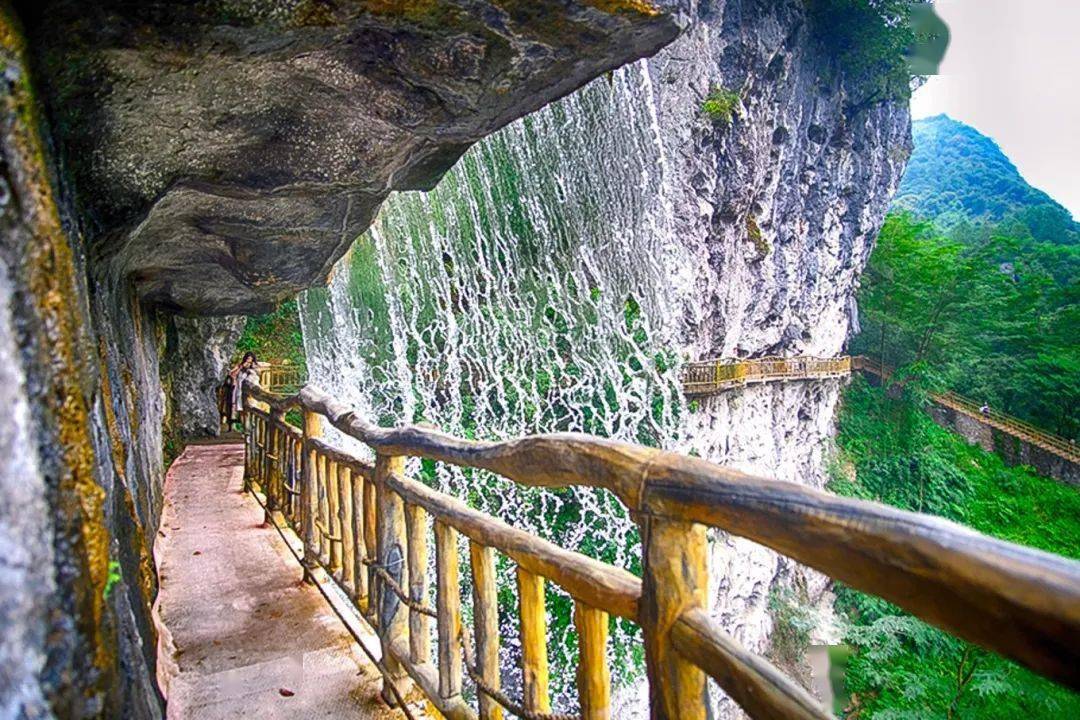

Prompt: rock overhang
[{"left": 28, "top": 0, "right": 688, "bottom": 316}]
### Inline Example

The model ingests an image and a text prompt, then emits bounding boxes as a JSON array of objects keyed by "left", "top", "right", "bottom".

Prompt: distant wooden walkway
[
  {"left": 681, "top": 356, "right": 852, "bottom": 396},
  {"left": 154, "top": 443, "right": 423, "bottom": 719},
  {"left": 852, "top": 356, "right": 1080, "bottom": 465},
  {"left": 680, "top": 355, "right": 1078, "bottom": 467}
]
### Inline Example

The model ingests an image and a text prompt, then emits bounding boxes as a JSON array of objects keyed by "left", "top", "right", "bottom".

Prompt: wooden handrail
[
  {"left": 681, "top": 356, "right": 852, "bottom": 396},
  {"left": 240, "top": 380, "right": 1080, "bottom": 719},
  {"left": 256, "top": 362, "right": 306, "bottom": 393},
  {"left": 385, "top": 470, "right": 641, "bottom": 621},
  {"left": 852, "top": 356, "right": 1080, "bottom": 463},
  {"left": 684, "top": 355, "right": 1079, "bottom": 464}
]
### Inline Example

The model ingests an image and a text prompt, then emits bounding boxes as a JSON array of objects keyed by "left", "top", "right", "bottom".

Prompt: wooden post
[
  {"left": 339, "top": 465, "right": 355, "bottom": 591},
  {"left": 406, "top": 503, "right": 431, "bottom": 665},
  {"left": 352, "top": 470, "right": 369, "bottom": 609},
  {"left": 258, "top": 415, "right": 268, "bottom": 489},
  {"left": 639, "top": 516, "right": 709, "bottom": 719},
  {"left": 375, "top": 453, "right": 411, "bottom": 704},
  {"left": 242, "top": 407, "right": 252, "bottom": 492},
  {"left": 289, "top": 437, "right": 302, "bottom": 523},
  {"left": 517, "top": 567, "right": 550, "bottom": 713},
  {"left": 327, "top": 458, "right": 342, "bottom": 574},
  {"left": 363, "top": 472, "right": 378, "bottom": 619},
  {"left": 470, "top": 542, "right": 503, "bottom": 720},
  {"left": 575, "top": 601, "right": 611, "bottom": 720},
  {"left": 265, "top": 409, "right": 285, "bottom": 524},
  {"left": 319, "top": 454, "right": 331, "bottom": 566},
  {"left": 301, "top": 410, "right": 323, "bottom": 583},
  {"left": 253, "top": 414, "right": 262, "bottom": 490},
  {"left": 435, "top": 520, "right": 463, "bottom": 699}
]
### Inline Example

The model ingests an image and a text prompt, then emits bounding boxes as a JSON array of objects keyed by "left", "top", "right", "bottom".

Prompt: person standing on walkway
[{"left": 229, "top": 352, "right": 260, "bottom": 429}]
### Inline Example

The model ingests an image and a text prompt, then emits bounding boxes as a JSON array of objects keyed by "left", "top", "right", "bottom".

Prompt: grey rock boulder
[
  {"left": 30, "top": 0, "right": 687, "bottom": 316},
  {"left": 170, "top": 316, "right": 247, "bottom": 437}
]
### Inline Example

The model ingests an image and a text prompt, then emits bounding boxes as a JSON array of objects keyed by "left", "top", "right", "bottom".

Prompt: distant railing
[
  {"left": 240, "top": 380, "right": 1080, "bottom": 720},
  {"left": 852, "top": 356, "right": 1080, "bottom": 464},
  {"left": 256, "top": 362, "right": 306, "bottom": 394},
  {"left": 681, "top": 356, "right": 852, "bottom": 396}
]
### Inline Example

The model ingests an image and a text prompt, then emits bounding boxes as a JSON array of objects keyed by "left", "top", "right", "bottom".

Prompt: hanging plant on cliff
[{"left": 808, "top": 0, "right": 948, "bottom": 110}]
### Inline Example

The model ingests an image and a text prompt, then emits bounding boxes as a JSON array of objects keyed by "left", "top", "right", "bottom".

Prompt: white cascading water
[{"left": 300, "top": 62, "right": 699, "bottom": 712}]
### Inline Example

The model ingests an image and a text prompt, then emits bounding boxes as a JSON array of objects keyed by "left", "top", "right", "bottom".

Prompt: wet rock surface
[
  {"left": 168, "top": 317, "right": 246, "bottom": 438},
  {"left": 644, "top": 1, "right": 910, "bottom": 710},
  {"left": 27, "top": 0, "right": 686, "bottom": 315}
]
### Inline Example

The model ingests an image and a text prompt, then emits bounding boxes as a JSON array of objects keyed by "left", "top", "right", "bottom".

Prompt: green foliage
[
  {"left": 807, "top": 0, "right": 916, "bottom": 106},
  {"left": 162, "top": 434, "right": 182, "bottom": 470},
  {"left": 831, "top": 380, "right": 1080, "bottom": 718},
  {"left": 104, "top": 560, "right": 122, "bottom": 600},
  {"left": 235, "top": 299, "right": 307, "bottom": 371},
  {"left": 746, "top": 214, "right": 769, "bottom": 257},
  {"left": 767, "top": 587, "right": 817, "bottom": 686},
  {"left": 853, "top": 213, "right": 1079, "bottom": 439},
  {"left": 701, "top": 86, "right": 740, "bottom": 124},
  {"left": 896, "top": 116, "right": 1080, "bottom": 244}
]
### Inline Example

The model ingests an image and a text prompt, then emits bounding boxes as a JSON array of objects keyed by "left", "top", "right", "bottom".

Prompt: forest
[
  {"left": 851, "top": 213, "right": 1078, "bottom": 438},
  {"left": 832, "top": 201, "right": 1078, "bottom": 715}
]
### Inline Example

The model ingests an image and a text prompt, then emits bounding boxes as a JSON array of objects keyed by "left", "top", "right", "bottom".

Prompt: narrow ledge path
[{"left": 153, "top": 442, "right": 408, "bottom": 719}]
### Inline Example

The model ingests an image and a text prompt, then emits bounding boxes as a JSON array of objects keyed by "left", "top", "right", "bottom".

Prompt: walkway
[
  {"left": 681, "top": 356, "right": 852, "bottom": 396},
  {"left": 853, "top": 356, "right": 1080, "bottom": 465},
  {"left": 153, "top": 442, "right": 414, "bottom": 719}
]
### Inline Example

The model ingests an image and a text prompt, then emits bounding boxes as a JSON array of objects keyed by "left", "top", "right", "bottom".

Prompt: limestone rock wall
[
  {"left": 167, "top": 317, "right": 247, "bottom": 439},
  {"left": 645, "top": 0, "right": 910, "bottom": 709},
  {"left": 1, "top": 15, "right": 163, "bottom": 714}
]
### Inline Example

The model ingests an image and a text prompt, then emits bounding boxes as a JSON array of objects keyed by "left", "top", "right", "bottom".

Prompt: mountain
[{"left": 894, "top": 114, "right": 1079, "bottom": 245}]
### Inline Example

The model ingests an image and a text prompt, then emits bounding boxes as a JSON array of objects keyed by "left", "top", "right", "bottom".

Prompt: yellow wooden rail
[
  {"left": 852, "top": 356, "right": 1080, "bottom": 464},
  {"left": 681, "top": 356, "right": 852, "bottom": 396},
  {"left": 256, "top": 362, "right": 306, "bottom": 394},
  {"left": 683, "top": 355, "right": 1079, "bottom": 465},
  {"left": 240, "top": 380, "right": 1080, "bottom": 720}
]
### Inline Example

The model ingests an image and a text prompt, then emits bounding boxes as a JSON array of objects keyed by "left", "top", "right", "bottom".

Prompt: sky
[{"left": 910, "top": 0, "right": 1080, "bottom": 218}]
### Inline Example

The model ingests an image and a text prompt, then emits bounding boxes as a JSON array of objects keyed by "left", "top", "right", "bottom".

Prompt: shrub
[
  {"left": 807, "top": 0, "right": 916, "bottom": 107},
  {"left": 701, "top": 86, "right": 740, "bottom": 124}
]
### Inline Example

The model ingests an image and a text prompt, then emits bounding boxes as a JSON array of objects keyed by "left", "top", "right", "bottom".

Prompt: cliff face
[
  {"left": 0, "top": 2, "right": 687, "bottom": 717},
  {"left": 647, "top": 0, "right": 910, "bottom": 707}
]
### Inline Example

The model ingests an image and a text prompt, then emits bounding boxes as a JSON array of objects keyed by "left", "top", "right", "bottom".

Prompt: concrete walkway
[{"left": 154, "top": 443, "right": 412, "bottom": 719}]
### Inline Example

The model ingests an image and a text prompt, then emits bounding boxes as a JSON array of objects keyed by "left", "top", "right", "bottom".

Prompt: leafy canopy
[
  {"left": 831, "top": 380, "right": 1080, "bottom": 718},
  {"left": 853, "top": 213, "right": 1079, "bottom": 439}
]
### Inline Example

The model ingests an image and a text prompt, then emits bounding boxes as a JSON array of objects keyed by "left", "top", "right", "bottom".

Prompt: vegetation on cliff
[
  {"left": 235, "top": 299, "right": 307, "bottom": 371},
  {"left": 851, "top": 213, "right": 1078, "bottom": 439},
  {"left": 831, "top": 379, "right": 1080, "bottom": 718},
  {"left": 807, "top": 0, "right": 949, "bottom": 111}
]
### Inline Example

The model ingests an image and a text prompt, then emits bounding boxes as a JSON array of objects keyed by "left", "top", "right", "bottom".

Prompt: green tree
[
  {"left": 831, "top": 380, "right": 1080, "bottom": 719},
  {"left": 853, "top": 214, "right": 1079, "bottom": 438}
]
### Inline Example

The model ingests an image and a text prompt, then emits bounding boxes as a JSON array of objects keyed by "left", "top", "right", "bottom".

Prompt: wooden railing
[
  {"left": 256, "top": 362, "right": 306, "bottom": 394},
  {"left": 681, "top": 356, "right": 852, "bottom": 396},
  {"left": 240, "top": 380, "right": 1080, "bottom": 719},
  {"left": 852, "top": 356, "right": 1080, "bottom": 464}
]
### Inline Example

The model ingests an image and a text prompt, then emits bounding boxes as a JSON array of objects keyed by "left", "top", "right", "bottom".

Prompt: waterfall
[{"left": 299, "top": 62, "right": 695, "bottom": 712}]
